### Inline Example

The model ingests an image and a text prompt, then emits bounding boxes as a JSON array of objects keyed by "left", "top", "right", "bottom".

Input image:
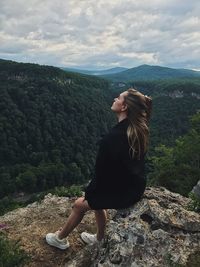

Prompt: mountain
[
  {"left": 61, "top": 66, "right": 128, "bottom": 76},
  {"left": 102, "top": 64, "right": 200, "bottom": 81}
]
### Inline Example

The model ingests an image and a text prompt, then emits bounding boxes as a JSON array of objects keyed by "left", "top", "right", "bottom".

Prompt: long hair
[{"left": 124, "top": 88, "right": 152, "bottom": 159}]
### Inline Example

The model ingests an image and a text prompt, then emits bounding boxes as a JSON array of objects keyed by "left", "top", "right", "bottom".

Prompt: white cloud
[{"left": 0, "top": 0, "right": 200, "bottom": 69}]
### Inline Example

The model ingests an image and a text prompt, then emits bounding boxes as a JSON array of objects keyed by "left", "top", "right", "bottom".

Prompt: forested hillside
[
  {"left": 0, "top": 59, "right": 115, "bottom": 198},
  {"left": 0, "top": 59, "right": 200, "bottom": 205},
  {"left": 149, "top": 112, "right": 200, "bottom": 196}
]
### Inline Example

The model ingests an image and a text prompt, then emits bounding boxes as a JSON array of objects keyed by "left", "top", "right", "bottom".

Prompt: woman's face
[{"left": 111, "top": 91, "right": 128, "bottom": 113}]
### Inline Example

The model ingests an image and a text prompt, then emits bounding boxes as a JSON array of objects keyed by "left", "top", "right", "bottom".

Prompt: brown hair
[{"left": 124, "top": 88, "right": 152, "bottom": 159}]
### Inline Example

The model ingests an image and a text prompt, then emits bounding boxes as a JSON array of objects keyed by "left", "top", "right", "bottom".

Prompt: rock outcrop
[
  {"left": 192, "top": 179, "right": 200, "bottom": 198},
  {"left": 0, "top": 187, "right": 200, "bottom": 267}
]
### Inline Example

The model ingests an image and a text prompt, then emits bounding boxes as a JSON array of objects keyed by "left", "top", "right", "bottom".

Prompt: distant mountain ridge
[
  {"left": 101, "top": 64, "right": 200, "bottom": 81},
  {"left": 2, "top": 59, "right": 200, "bottom": 81},
  {"left": 61, "top": 67, "right": 128, "bottom": 76},
  {"left": 61, "top": 64, "right": 200, "bottom": 81}
]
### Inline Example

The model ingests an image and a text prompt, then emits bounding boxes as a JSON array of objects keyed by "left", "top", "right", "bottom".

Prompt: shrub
[
  {"left": 188, "top": 192, "right": 200, "bottom": 212},
  {"left": 0, "top": 197, "right": 23, "bottom": 216},
  {"left": 0, "top": 233, "right": 30, "bottom": 267},
  {"left": 27, "top": 184, "right": 83, "bottom": 204}
]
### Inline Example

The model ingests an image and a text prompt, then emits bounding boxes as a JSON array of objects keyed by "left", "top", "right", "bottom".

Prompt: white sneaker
[
  {"left": 81, "top": 232, "right": 98, "bottom": 245},
  {"left": 46, "top": 231, "right": 70, "bottom": 250}
]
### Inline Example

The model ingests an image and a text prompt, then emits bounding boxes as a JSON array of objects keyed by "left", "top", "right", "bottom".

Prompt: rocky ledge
[{"left": 0, "top": 187, "right": 200, "bottom": 267}]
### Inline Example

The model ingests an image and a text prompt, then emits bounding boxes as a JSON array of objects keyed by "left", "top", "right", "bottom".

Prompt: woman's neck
[{"left": 117, "top": 113, "right": 127, "bottom": 122}]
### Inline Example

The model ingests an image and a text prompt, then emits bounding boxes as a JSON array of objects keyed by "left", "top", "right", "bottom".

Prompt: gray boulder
[
  {"left": 89, "top": 187, "right": 200, "bottom": 267},
  {"left": 192, "top": 180, "right": 200, "bottom": 198}
]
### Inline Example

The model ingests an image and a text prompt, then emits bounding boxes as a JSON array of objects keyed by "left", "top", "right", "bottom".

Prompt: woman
[{"left": 46, "top": 88, "right": 152, "bottom": 250}]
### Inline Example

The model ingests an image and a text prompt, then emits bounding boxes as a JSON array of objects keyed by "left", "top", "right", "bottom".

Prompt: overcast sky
[{"left": 0, "top": 0, "right": 200, "bottom": 70}]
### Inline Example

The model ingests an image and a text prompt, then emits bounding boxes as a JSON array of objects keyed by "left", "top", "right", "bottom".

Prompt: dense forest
[
  {"left": 149, "top": 112, "right": 200, "bottom": 196},
  {"left": 0, "top": 59, "right": 115, "bottom": 198},
  {"left": 0, "top": 59, "right": 200, "bottom": 207}
]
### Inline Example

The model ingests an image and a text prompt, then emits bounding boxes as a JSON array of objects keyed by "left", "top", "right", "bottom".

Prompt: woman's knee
[
  {"left": 95, "top": 209, "right": 108, "bottom": 219},
  {"left": 73, "top": 197, "right": 90, "bottom": 213}
]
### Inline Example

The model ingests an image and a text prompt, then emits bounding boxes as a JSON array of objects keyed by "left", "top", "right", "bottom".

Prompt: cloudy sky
[{"left": 0, "top": 0, "right": 200, "bottom": 70}]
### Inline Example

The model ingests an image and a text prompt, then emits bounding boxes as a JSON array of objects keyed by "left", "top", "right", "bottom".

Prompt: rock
[
  {"left": 192, "top": 180, "right": 200, "bottom": 198},
  {"left": 0, "top": 187, "right": 200, "bottom": 267},
  {"left": 91, "top": 187, "right": 200, "bottom": 267}
]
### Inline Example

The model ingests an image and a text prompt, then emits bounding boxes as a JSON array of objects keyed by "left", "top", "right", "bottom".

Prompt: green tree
[
  {"left": 16, "top": 170, "right": 37, "bottom": 193},
  {"left": 0, "top": 171, "right": 15, "bottom": 198},
  {"left": 66, "top": 162, "right": 83, "bottom": 184},
  {"left": 149, "top": 112, "right": 200, "bottom": 196}
]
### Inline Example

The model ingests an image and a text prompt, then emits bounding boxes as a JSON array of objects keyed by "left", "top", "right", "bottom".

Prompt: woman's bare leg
[
  {"left": 58, "top": 197, "right": 91, "bottom": 239},
  {"left": 95, "top": 209, "right": 107, "bottom": 241}
]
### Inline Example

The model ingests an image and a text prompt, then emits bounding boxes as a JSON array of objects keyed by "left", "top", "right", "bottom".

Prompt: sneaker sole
[
  {"left": 46, "top": 235, "right": 70, "bottom": 250},
  {"left": 81, "top": 232, "right": 97, "bottom": 245}
]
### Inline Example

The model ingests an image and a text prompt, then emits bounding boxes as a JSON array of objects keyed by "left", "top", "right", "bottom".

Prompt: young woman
[{"left": 46, "top": 88, "right": 152, "bottom": 249}]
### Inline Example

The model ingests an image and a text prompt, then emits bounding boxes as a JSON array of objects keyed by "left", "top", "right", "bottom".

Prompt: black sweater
[{"left": 84, "top": 118, "right": 146, "bottom": 209}]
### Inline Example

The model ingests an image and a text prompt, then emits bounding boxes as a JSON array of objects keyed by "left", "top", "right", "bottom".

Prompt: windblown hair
[{"left": 124, "top": 88, "right": 152, "bottom": 159}]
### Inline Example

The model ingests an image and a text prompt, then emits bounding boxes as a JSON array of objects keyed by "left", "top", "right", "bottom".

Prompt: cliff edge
[{"left": 1, "top": 187, "right": 200, "bottom": 267}]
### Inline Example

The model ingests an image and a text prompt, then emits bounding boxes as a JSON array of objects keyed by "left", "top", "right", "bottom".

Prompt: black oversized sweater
[{"left": 84, "top": 118, "right": 146, "bottom": 209}]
